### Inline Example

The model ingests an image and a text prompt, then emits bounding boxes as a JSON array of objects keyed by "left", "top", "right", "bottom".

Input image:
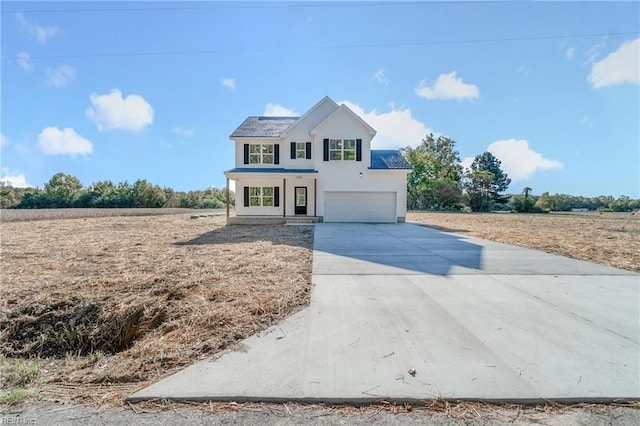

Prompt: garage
[{"left": 324, "top": 191, "right": 396, "bottom": 223}]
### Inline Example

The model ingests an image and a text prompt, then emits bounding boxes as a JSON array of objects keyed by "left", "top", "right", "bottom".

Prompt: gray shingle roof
[
  {"left": 230, "top": 116, "right": 299, "bottom": 138},
  {"left": 370, "top": 150, "right": 412, "bottom": 170}
]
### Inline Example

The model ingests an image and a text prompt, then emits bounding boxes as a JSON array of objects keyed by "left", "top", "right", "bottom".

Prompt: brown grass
[
  {"left": 0, "top": 208, "right": 204, "bottom": 222},
  {"left": 407, "top": 211, "right": 639, "bottom": 272},
  {"left": 0, "top": 212, "right": 313, "bottom": 405}
]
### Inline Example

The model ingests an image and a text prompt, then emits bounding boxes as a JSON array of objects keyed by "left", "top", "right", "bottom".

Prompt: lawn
[
  {"left": 0, "top": 211, "right": 313, "bottom": 405},
  {"left": 407, "top": 211, "right": 639, "bottom": 273}
]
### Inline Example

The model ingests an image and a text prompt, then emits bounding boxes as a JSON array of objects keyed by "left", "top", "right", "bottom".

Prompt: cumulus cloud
[
  {"left": 263, "top": 103, "right": 299, "bottom": 116},
  {"left": 566, "top": 47, "right": 576, "bottom": 59},
  {"left": 86, "top": 89, "right": 154, "bottom": 131},
  {"left": 45, "top": 65, "right": 76, "bottom": 87},
  {"left": 16, "top": 12, "right": 59, "bottom": 43},
  {"left": 221, "top": 78, "right": 236, "bottom": 89},
  {"left": 172, "top": 126, "right": 194, "bottom": 137},
  {"left": 340, "top": 101, "right": 434, "bottom": 149},
  {"left": 415, "top": 71, "right": 479, "bottom": 101},
  {"left": 17, "top": 52, "right": 32, "bottom": 71},
  {"left": 463, "top": 139, "right": 562, "bottom": 181},
  {"left": 0, "top": 167, "right": 32, "bottom": 188},
  {"left": 373, "top": 68, "right": 389, "bottom": 87},
  {"left": 1, "top": 133, "right": 9, "bottom": 148},
  {"left": 588, "top": 38, "right": 639, "bottom": 88},
  {"left": 36, "top": 126, "right": 93, "bottom": 156}
]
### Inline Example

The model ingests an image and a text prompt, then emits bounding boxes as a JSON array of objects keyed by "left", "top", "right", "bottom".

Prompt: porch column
[
  {"left": 314, "top": 178, "right": 317, "bottom": 217},
  {"left": 283, "top": 178, "right": 286, "bottom": 218},
  {"left": 225, "top": 177, "right": 230, "bottom": 219}
]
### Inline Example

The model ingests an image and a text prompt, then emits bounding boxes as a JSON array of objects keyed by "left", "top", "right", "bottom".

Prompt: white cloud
[
  {"left": 86, "top": 89, "right": 154, "bottom": 131},
  {"left": 463, "top": 139, "right": 563, "bottom": 181},
  {"left": 516, "top": 64, "right": 529, "bottom": 74},
  {"left": 263, "top": 103, "right": 299, "bottom": 116},
  {"left": 340, "top": 101, "right": 434, "bottom": 149},
  {"left": 586, "top": 40, "right": 606, "bottom": 64},
  {"left": 36, "top": 126, "right": 93, "bottom": 156},
  {"left": 45, "top": 65, "right": 76, "bottom": 87},
  {"left": 172, "top": 126, "right": 194, "bottom": 137},
  {"left": 221, "top": 78, "right": 236, "bottom": 89},
  {"left": 1, "top": 133, "right": 9, "bottom": 147},
  {"left": 588, "top": 38, "right": 639, "bottom": 89},
  {"left": 17, "top": 52, "right": 32, "bottom": 71},
  {"left": 0, "top": 168, "right": 32, "bottom": 188},
  {"left": 415, "top": 71, "right": 479, "bottom": 101},
  {"left": 566, "top": 47, "right": 576, "bottom": 59},
  {"left": 373, "top": 68, "right": 389, "bottom": 86},
  {"left": 16, "top": 12, "right": 59, "bottom": 43}
]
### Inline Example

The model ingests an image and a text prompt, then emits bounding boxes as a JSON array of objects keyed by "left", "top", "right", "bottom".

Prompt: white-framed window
[
  {"left": 329, "top": 139, "right": 356, "bottom": 161},
  {"left": 249, "top": 144, "right": 274, "bottom": 164},
  {"left": 296, "top": 142, "right": 306, "bottom": 159},
  {"left": 249, "top": 187, "right": 274, "bottom": 206}
]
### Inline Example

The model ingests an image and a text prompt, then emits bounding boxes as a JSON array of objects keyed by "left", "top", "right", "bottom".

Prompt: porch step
[{"left": 285, "top": 217, "right": 319, "bottom": 225}]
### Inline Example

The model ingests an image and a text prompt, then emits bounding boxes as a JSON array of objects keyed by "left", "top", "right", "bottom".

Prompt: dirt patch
[
  {"left": 0, "top": 213, "right": 313, "bottom": 404},
  {"left": 407, "top": 211, "right": 639, "bottom": 272}
]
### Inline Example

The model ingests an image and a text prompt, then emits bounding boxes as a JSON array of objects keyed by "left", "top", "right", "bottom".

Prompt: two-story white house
[{"left": 224, "top": 96, "right": 412, "bottom": 224}]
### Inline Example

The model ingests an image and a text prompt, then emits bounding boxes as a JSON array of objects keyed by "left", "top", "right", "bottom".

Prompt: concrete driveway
[{"left": 129, "top": 223, "right": 639, "bottom": 403}]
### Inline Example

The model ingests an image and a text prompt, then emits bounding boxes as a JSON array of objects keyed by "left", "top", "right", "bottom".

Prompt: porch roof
[{"left": 225, "top": 168, "right": 318, "bottom": 175}]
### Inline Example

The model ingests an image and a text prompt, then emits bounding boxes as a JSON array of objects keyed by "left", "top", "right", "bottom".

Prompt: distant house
[{"left": 224, "top": 96, "right": 411, "bottom": 224}]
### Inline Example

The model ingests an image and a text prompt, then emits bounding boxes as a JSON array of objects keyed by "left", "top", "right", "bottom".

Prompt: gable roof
[
  {"left": 370, "top": 150, "right": 412, "bottom": 170},
  {"left": 310, "top": 104, "right": 377, "bottom": 137},
  {"left": 230, "top": 116, "right": 298, "bottom": 138},
  {"left": 280, "top": 96, "right": 339, "bottom": 137}
]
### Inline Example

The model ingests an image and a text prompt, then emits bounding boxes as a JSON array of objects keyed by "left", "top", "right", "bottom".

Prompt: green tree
[
  {"left": 401, "top": 134, "right": 463, "bottom": 210},
  {"left": 44, "top": 173, "right": 84, "bottom": 207},
  {"left": 535, "top": 191, "right": 551, "bottom": 211},
  {"left": 131, "top": 179, "right": 166, "bottom": 208},
  {"left": 464, "top": 152, "right": 511, "bottom": 212},
  {"left": 512, "top": 187, "right": 537, "bottom": 213}
]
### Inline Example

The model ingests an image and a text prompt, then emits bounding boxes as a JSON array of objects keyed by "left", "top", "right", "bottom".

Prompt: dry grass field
[
  {"left": 0, "top": 211, "right": 313, "bottom": 406},
  {"left": 1, "top": 209, "right": 637, "bottom": 410},
  {"left": 408, "top": 211, "right": 639, "bottom": 273}
]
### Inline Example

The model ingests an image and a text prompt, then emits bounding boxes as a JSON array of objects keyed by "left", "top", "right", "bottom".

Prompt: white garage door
[{"left": 324, "top": 191, "right": 396, "bottom": 223}]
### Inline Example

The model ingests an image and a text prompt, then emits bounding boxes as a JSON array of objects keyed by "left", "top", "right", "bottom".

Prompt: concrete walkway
[{"left": 128, "top": 223, "right": 639, "bottom": 403}]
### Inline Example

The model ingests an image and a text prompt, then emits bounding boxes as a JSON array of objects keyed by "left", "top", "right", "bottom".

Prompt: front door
[{"left": 295, "top": 187, "right": 307, "bottom": 215}]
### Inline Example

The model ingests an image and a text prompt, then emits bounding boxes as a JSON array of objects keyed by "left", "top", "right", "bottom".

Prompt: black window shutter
[
  {"left": 290, "top": 142, "right": 296, "bottom": 159},
  {"left": 243, "top": 186, "right": 249, "bottom": 207},
  {"left": 274, "top": 187, "right": 280, "bottom": 207},
  {"left": 323, "top": 139, "right": 329, "bottom": 161},
  {"left": 274, "top": 144, "right": 280, "bottom": 165},
  {"left": 243, "top": 144, "right": 249, "bottom": 164},
  {"left": 306, "top": 142, "right": 312, "bottom": 159},
  {"left": 356, "top": 139, "right": 362, "bottom": 162}
]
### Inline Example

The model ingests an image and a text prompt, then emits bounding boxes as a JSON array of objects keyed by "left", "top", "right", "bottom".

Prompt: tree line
[
  {"left": 402, "top": 134, "right": 639, "bottom": 212},
  {"left": 0, "top": 173, "right": 235, "bottom": 210}
]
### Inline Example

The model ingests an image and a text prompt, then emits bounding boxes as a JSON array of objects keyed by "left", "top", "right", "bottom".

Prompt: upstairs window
[
  {"left": 296, "top": 142, "right": 306, "bottom": 159},
  {"left": 250, "top": 144, "right": 273, "bottom": 164},
  {"left": 329, "top": 139, "right": 356, "bottom": 161},
  {"left": 244, "top": 143, "right": 279, "bottom": 164},
  {"left": 290, "top": 142, "right": 312, "bottom": 159}
]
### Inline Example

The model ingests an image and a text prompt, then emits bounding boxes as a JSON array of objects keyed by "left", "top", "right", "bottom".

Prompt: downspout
[
  {"left": 314, "top": 178, "right": 317, "bottom": 217},
  {"left": 283, "top": 178, "right": 286, "bottom": 218}
]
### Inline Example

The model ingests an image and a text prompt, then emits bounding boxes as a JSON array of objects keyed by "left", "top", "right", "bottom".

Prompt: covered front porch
[{"left": 224, "top": 168, "right": 319, "bottom": 225}]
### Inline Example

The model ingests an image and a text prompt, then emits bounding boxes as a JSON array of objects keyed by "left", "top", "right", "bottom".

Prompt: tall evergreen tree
[{"left": 464, "top": 152, "right": 511, "bottom": 212}]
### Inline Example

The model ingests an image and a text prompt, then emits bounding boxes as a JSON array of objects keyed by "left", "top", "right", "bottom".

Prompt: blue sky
[{"left": 1, "top": 1, "right": 639, "bottom": 197}]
